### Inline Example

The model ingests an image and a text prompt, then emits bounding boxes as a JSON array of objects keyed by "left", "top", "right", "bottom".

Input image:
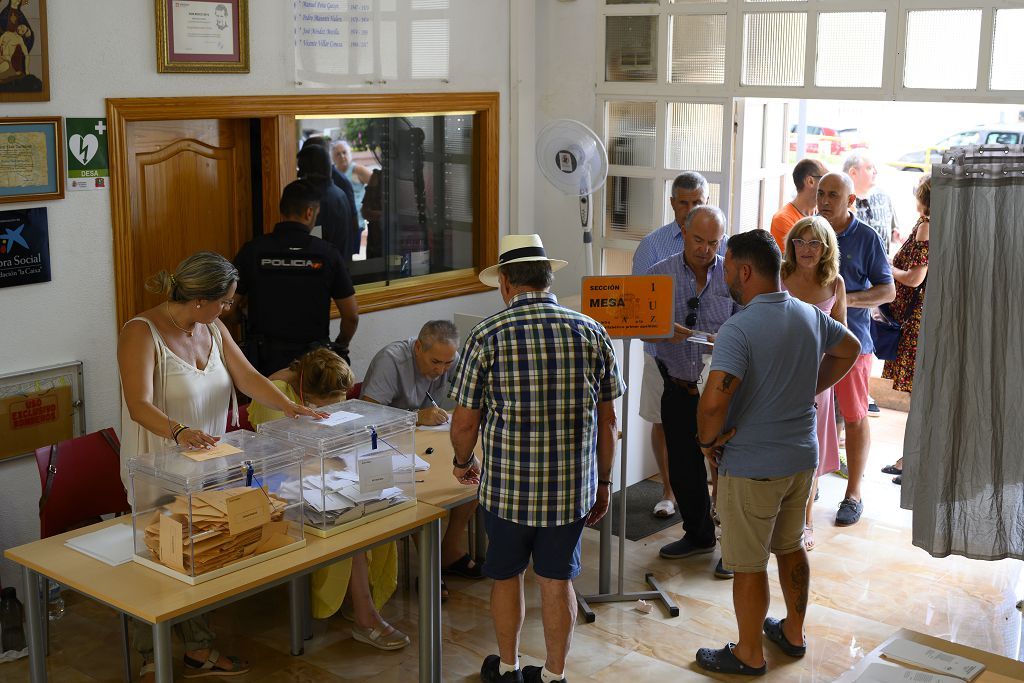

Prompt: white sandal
[
  {"left": 652, "top": 499, "right": 676, "bottom": 518},
  {"left": 351, "top": 622, "right": 410, "bottom": 651}
]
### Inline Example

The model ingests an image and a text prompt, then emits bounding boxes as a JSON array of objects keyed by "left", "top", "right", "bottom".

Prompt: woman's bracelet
[{"left": 171, "top": 423, "right": 188, "bottom": 444}]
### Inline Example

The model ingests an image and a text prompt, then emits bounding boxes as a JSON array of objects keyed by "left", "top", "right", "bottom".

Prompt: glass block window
[
  {"left": 991, "top": 9, "right": 1024, "bottom": 91},
  {"left": 904, "top": 10, "right": 981, "bottom": 90},
  {"left": 666, "top": 102, "right": 724, "bottom": 172},
  {"left": 670, "top": 14, "right": 727, "bottom": 84},
  {"left": 607, "top": 102, "right": 657, "bottom": 167},
  {"left": 605, "top": 176, "right": 656, "bottom": 240},
  {"left": 742, "top": 12, "right": 806, "bottom": 86},
  {"left": 608, "top": 0, "right": 656, "bottom": 4},
  {"left": 672, "top": 0, "right": 726, "bottom": 4},
  {"left": 738, "top": 180, "right": 762, "bottom": 232},
  {"left": 606, "top": 16, "right": 658, "bottom": 82},
  {"left": 663, "top": 181, "right": 722, "bottom": 225},
  {"left": 815, "top": 12, "right": 885, "bottom": 88}
]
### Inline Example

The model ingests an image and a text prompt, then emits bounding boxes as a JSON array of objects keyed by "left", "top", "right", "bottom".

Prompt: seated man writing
[{"left": 361, "top": 320, "right": 483, "bottom": 599}]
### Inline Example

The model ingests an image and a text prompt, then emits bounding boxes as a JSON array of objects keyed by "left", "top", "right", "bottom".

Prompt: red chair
[
  {"left": 34, "top": 428, "right": 132, "bottom": 676},
  {"left": 347, "top": 382, "right": 362, "bottom": 400},
  {"left": 35, "top": 428, "right": 130, "bottom": 539}
]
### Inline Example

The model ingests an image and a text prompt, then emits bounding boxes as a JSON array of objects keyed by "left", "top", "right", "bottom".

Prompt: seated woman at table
[
  {"left": 118, "top": 251, "right": 325, "bottom": 682},
  {"left": 248, "top": 347, "right": 410, "bottom": 651}
]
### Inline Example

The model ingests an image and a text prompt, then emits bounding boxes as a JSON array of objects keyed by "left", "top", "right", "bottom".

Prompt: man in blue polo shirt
[
  {"left": 816, "top": 172, "right": 895, "bottom": 526},
  {"left": 693, "top": 229, "right": 860, "bottom": 676}
]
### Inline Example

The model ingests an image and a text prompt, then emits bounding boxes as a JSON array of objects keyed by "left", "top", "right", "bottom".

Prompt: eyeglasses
[
  {"left": 686, "top": 296, "right": 699, "bottom": 327},
  {"left": 792, "top": 238, "right": 824, "bottom": 250}
]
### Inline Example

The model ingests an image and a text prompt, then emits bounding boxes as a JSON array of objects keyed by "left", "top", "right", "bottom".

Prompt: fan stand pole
[
  {"left": 580, "top": 193, "right": 594, "bottom": 277},
  {"left": 575, "top": 337, "right": 681, "bottom": 623}
]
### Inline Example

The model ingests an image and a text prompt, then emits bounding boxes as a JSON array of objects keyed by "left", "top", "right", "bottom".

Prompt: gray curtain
[{"left": 901, "top": 144, "right": 1024, "bottom": 561}]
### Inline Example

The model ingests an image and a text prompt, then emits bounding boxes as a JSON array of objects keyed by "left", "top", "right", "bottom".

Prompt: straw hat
[{"left": 478, "top": 234, "right": 568, "bottom": 288}]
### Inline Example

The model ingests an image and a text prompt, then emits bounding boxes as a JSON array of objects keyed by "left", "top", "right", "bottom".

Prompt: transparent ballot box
[
  {"left": 256, "top": 399, "right": 417, "bottom": 537},
  {"left": 128, "top": 429, "right": 305, "bottom": 585}
]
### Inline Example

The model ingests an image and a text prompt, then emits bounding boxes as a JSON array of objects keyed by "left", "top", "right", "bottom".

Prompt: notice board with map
[{"left": 0, "top": 361, "right": 84, "bottom": 462}]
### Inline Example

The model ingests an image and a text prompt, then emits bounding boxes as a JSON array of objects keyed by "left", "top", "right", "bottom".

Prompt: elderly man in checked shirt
[
  {"left": 448, "top": 234, "right": 623, "bottom": 683},
  {"left": 645, "top": 205, "right": 739, "bottom": 579}
]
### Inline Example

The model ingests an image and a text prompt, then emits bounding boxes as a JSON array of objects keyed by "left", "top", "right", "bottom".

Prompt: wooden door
[{"left": 119, "top": 119, "right": 252, "bottom": 325}]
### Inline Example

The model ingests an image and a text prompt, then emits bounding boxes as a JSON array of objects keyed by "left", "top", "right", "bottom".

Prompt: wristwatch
[{"left": 453, "top": 453, "right": 476, "bottom": 469}]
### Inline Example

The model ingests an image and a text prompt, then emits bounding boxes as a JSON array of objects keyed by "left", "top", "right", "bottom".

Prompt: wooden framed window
[{"left": 107, "top": 92, "right": 498, "bottom": 327}]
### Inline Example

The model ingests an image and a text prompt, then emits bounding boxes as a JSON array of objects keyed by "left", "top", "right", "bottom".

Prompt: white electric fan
[{"left": 536, "top": 119, "right": 609, "bottom": 276}]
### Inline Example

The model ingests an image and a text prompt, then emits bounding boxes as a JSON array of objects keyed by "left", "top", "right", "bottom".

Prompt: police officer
[{"left": 233, "top": 179, "right": 359, "bottom": 376}]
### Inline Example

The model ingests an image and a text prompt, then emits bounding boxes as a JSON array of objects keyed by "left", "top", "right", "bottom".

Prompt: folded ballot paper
[
  {"left": 881, "top": 640, "right": 986, "bottom": 681},
  {"left": 141, "top": 487, "right": 292, "bottom": 575},
  {"left": 279, "top": 464, "right": 409, "bottom": 527}
]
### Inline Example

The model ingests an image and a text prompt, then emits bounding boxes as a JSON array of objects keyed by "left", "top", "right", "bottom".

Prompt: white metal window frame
[
  {"left": 597, "top": 94, "right": 734, "bottom": 256},
  {"left": 594, "top": 0, "right": 1024, "bottom": 270}
]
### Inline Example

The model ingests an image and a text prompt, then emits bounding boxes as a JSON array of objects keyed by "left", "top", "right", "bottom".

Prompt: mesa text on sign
[{"left": 581, "top": 275, "right": 675, "bottom": 339}]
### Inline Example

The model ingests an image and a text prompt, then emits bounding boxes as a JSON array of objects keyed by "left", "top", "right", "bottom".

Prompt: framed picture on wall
[
  {"left": 155, "top": 0, "right": 249, "bottom": 73},
  {"left": 0, "top": 116, "right": 64, "bottom": 203},
  {"left": 0, "top": 0, "right": 50, "bottom": 102}
]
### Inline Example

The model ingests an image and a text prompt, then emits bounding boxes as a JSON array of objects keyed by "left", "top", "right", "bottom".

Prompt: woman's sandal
[
  {"left": 182, "top": 649, "right": 250, "bottom": 678},
  {"left": 881, "top": 464, "right": 902, "bottom": 475},
  {"left": 803, "top": 524, "right": 815, "bottom": 552},
  {"left": 351, "top": 622, "right": 410, "bottom": 651},
  {"left": 139, "top": 662, "right": 156, "bottom": 683}
]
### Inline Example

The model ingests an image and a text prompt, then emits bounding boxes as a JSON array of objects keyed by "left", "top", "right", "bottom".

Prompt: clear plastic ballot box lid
[
  {"left": 128, "top": 429, "right": 304, "bottom": 492},
  {"left": 256, "top": 399, "right": 416, "bottom": 454}
]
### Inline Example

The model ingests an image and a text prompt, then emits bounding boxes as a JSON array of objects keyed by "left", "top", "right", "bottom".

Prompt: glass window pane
[
  {"left": 606, "top": 16, "right": 658, "bottom": 82},
  {"left": 670, "top": 14, "right": 727, "bottom": 84},
  {"left": 607, "top": 101, "right": 657, "bottom": 168},
  {"left": 991, "top": 9, "right": 1024, "bottom": 91},
  {"left": 904, "top": 10, "right": 981, "bottom": 90},
  {"left": 738, "top": 179, "right": 762, "bottom": 233},
  {"left": 815, "top": 12, "right": 885, "bottom": 88},
  {"left": 605, "top": 176, "right": 655, "bottom": 241},
  {"left": 663, "top": 180, "right": 721, "bottom": 225},
  {"left": 608, "top": 0, "right": 656, "bottom": 4},
  {"left": 672, "top": 0, "right": 726, "bottom": 5},
  {"left": 742, "top": 12, "right": 806, "bottom": 86},
  {"left": 295, "top": 114, "right": 474, "bottom": 284},
  {"left": 667, "top": 102, "right": 724, "bottom": 172}
]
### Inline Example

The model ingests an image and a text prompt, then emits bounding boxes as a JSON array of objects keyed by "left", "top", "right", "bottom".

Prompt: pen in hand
[{"left": 424, "top": 391, "right": 449, "bottom": 424}]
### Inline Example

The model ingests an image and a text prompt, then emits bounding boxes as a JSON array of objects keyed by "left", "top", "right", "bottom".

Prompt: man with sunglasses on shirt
[{"left": 645, "top": 205, "right": 739, "bottom": 578}]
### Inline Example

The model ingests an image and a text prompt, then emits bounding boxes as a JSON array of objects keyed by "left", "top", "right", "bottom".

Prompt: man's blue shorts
[{"left": 481, "top": 508, "right": 587, "bottom": 581}]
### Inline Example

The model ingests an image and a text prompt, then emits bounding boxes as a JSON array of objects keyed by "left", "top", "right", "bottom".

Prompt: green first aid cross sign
[{"left": 65, "top": 118, "right": 108, "bottom": 179}]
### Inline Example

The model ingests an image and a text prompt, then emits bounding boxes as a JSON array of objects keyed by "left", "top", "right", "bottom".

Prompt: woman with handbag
[
  {"left": 782, "top": 215, "right": 847, "bottom": 551},
  {"left": 880, "top": 175, "right": 931, "bottom": 483}
]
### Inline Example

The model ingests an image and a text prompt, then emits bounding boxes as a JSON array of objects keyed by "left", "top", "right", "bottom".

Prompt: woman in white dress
[{"left": 118, "top": 251, "right": 323, "bottom": 682}]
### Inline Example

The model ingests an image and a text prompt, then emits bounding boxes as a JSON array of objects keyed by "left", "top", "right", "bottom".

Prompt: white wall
[{"left": 0, "top": 0, "right": 512, "bottom": 588}]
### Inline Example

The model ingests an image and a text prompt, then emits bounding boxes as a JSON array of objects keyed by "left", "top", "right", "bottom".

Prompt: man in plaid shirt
[{"left": 448, "top": 234, "right": 623, "bottom": 683}]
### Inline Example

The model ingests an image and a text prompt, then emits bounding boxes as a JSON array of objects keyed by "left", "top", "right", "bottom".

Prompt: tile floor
[{"left": 2, "top": 407, "right": 1022, "bottom": 682}]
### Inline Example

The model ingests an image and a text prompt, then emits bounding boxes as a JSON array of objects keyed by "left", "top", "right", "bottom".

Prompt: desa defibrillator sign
[{"left": 581, "top": 275, "right": 674, "bottom": 339}]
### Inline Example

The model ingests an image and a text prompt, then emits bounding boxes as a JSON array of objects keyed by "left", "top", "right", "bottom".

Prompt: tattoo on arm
[{"left": 718, "top": 373, "right": 737, "bottom": 392}]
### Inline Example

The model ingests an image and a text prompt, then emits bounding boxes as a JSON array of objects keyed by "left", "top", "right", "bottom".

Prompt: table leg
[
  {"left": 288, "top": 576, "right": 305, "bottom": 656},
  {"left": 22, "top": 567, "right": 46, "bottom": 683},
  {"left": 417, "top": 519, "right": 441, "bottom": 683},
  {"left": 301, "top": 574, "right": 313, "bottom": 641},
  {"left": 120, "top": 613, "right": 132, "bottom": 683},
  {"left": 151, "top": 622, "right": 172, "bottom": 683}
]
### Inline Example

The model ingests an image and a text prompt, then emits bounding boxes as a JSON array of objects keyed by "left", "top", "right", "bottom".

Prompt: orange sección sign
[{"left": 581, "top": 275, "right": 675, "bottom": 339}]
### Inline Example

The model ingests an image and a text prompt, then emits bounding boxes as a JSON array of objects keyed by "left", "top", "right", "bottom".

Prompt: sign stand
[{"left": 577, "top": 275, "right": 679, "bottom": 622}]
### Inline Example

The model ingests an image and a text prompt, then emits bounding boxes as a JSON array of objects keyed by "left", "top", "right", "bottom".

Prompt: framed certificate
[
  {"left": 0, "top": 116, "right": 64, "bottom": 203},
  {"left": 155, "top": 0, "right": 249, "bottom": 73}
]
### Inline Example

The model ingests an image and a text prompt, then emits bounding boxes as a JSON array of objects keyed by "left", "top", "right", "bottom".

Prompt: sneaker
[
  {"left": 835, "top": 498, "right": 863, "bottom": 526},
  {"left": 659, "top": 537, "right": 716, "bottom": 559},
  {"left": 522, "top": 665, "right": 566, "bottom": 683},
  {"left": 836, "top": 453, "right": 849, "bottom": 479},
  {"left": 867, "top": 401, "right": 881, "bottom": 417},
  {"left": 481, "top": 654, "right": 524, "bottom": 683},
  {"left": 714, "top": 558, "right": 734, "bottom": 579}
]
